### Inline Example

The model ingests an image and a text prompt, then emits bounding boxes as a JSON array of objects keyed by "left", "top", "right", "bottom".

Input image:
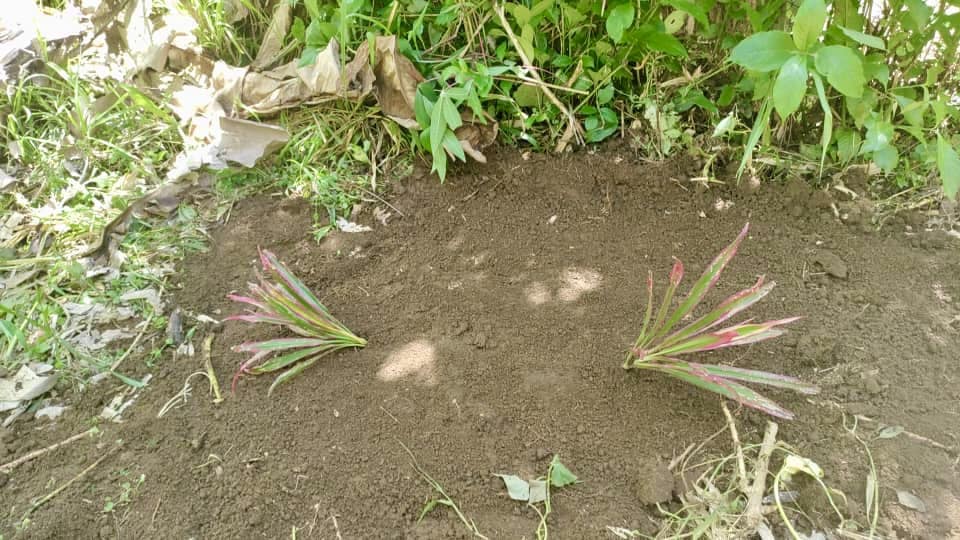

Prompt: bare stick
[
  {"left": 330, "top": 513, "right": 343, "bottom": 540},
  {"left": 493, "top": 3, "right": 582, "bottom": 153},
  {"left": 745, "top": 421, "right": 779, "bottom": 531},
  {"left": 203, "top": 335, "right": 224, "bottom": 404},
  {"left": 0, "top": 428, "right": 97, "bottom": 474},
  {"left": 150, "top": 497, "right": 161, "bottom": 526},
  {"left": 380, "top": 405, "right": 400, "bottom": 424},
  {"left": 720, "top": 401, "right": 749, "bottom": 496},
  {"left": 853, "top": 413, "right": 954, "bottom": 453},
  {"left": 23, "top": 445, "right": 119, "bottom": 517},
  {"left": 111, "top": 312, "right": 155, "bottom": 372}
]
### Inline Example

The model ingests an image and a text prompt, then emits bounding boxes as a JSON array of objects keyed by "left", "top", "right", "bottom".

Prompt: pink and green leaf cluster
[
  {"left": 227, "top": 249, "right": 367, "bottom": 395},
  {"left": 626, "top": 223, "right": 818, "bottom": 419}
]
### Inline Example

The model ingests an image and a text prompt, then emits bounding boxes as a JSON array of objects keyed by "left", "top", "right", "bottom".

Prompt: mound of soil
[{"left": 2, "top": 149, "right": 958, "bottom": 539}]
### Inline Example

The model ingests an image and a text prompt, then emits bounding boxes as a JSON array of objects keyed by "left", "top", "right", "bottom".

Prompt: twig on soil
[
  {"left": 203, "top": 335, "right": 224, "bottom": 404},
  {"left": 720, "top": 401, "right": 749, "bottom": 496},
  {"left": 818, "top": 400, "right": 956, "bottom": 455},
  {"left": 493, "top": 3, "right": 582, "bottom": 153},
  {"left": 0, "top": 427, "right": 98, "bottom": 474},
  {"left": 23, "top": 444, "right": 120, "bottom": 519},
  {"left": 329, "top": 513, "right": 343, "bottom": 540},
  {"left": 398, "top": 439, "right": 488, "bottom": 539},
  {"left": 744, "top": 421, "right": 779, "bottom": 532},
  {"left": 667, "top": 442, "right": 696, "bottom": 472},
  {"left": 380, "top": 405, "right": 400, "bottom": 424},
  {"left": 157, "top": 371, "right": 208, "bottom": 417},
  {"left": 151, "top": 497, "right": 161, "bottom": 527},
  {"left": 110, "top": 311, "right": 155, "bottom": 372},
  {"left": 359, "top": 187, "right": 405, "bottom": 218},
  {"left": 853, "top": 413, "right": 954, "bottom": 453}
]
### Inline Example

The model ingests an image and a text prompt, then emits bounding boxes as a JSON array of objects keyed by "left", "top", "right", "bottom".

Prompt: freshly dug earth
[{"left": 2, "top": 149, "right": 959, "bottom": 539}]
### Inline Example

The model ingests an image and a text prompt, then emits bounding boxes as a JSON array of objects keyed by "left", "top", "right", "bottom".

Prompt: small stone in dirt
[
  {"left": 632, "top": 458, "right": 674, "bottom": 505},
  {"left": 812, "top": 250, "right": 848, "bottom": 279},
  {"left": 535, "top": 448, "right": 551, "bottom": 460},
  {"left": 861, "top": 374, "right": 883, "bottom": 395}
]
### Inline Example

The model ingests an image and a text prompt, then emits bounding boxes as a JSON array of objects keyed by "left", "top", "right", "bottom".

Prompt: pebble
[
  {"left": 862, "top": 374, "right": 883, "bottom": 395},
  {"left": 812, "top": 250, "right": 848, "bottom": 279},
  {"left": 633, "top": 458, "right": 674, "bottom": 505}
]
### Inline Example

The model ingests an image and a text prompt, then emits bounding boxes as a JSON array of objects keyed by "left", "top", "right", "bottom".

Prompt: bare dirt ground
[{"left": 2, "top": 149, "right": 958, "bottom": 539}]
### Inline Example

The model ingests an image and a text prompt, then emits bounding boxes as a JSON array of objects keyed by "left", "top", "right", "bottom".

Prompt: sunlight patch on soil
[
  {"left": 524, "top": 281, "right": 552, "bottom": 305},
  {"left": 377, "top": 340, "right": 437, "bottom": 385},
  {"left": 557, "top": 268, "right": 602, "bottom": 302}
]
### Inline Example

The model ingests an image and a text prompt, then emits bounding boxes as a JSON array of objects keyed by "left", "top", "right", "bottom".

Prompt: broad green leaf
[
  {"left": 845, "top": 89, "right": 878, "bottom": 127},
  {"left": 814, "top": 45, "right": 865, "bottom": 97},
  {"left": 839, "top": 26, "right": 886, "bottom": 50},
  {"left": 937, "top": 134, "right": 960, "bottom": 199},
  {"left": 903, "top": 101, "right": 928, "bottom": 128},
  {"left": 773, "top": 55, "right": 808, "bottom": 118},
  {"left": 872, "top": 145, "right": 899, "bottom": 172},
  {"left": 811, "top": 72, "right": 832, "bottom": 175},
  {"left": 519, "top": 24, "right": 535, "bottom": 61},
  {"left": 440, "top": 95, "right": 462, "bottom": 130},
  {"left": 836, "top": 129, "right": 860, "bottom": 163},
  {"left": 862, "top": 120, "right": 895, "bottom": 153},
  {"left": 561, "top": 3, "right": 585, "bottom": 25},
  {"left": 605, "top": 3, "right": 635, "bottom": 44},
  {"left": 638, "top": 25, "right": 688, "bottom": 57},
  {"left": 664, "top": 10, "right": 686, "bottom": 35},
  {"left": 730, "top": 31, "right": 796, "bottom": 72},
  {"left": 904, "top": 0, "right": 932, "bottom": 30},
  {"left": 291, "top": 17, "right": 306, "bottom": 43},
  {"left": 305, "top": 0, "right": 320, "bottom": 20},
  {"left": 514, "top": 83, "right": 542, "bottom": 107},
  {"left": 495, "top": 474, "right": 530, "bottom": 501},
  {"left": 442, "top": 130, "right": 466, "bottom": 162},
  {"left": 509, "top": 3, "right": 532, "bottom": 25},
  {"left": 529, "top": 0, "right": 555, "bottom": 20},
  {"left": 863, "top": 54, "right": 890, "bottom": 86},
  {"left": 597, "top": 85, "right": 614, "bottom": 105},
  {"left": 792, "top": 0, "right": 826, "bottom": 51},
  {"left": 550, "top": 458, "right": 578, "bottom": 487},
  {"left": 663, "top": 0, "right": 709, "bottom": 28},
  {"left": 414, "top": 87, "right": 432, "bottom": 127}
]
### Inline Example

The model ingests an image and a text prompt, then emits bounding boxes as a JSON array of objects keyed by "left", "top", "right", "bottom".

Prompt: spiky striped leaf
[
  {"left": 647, "top": 223, "right": 750, "bottom": 343},
  {"left": 647, "top": 362, "right": 796, "bottom": 419}
]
